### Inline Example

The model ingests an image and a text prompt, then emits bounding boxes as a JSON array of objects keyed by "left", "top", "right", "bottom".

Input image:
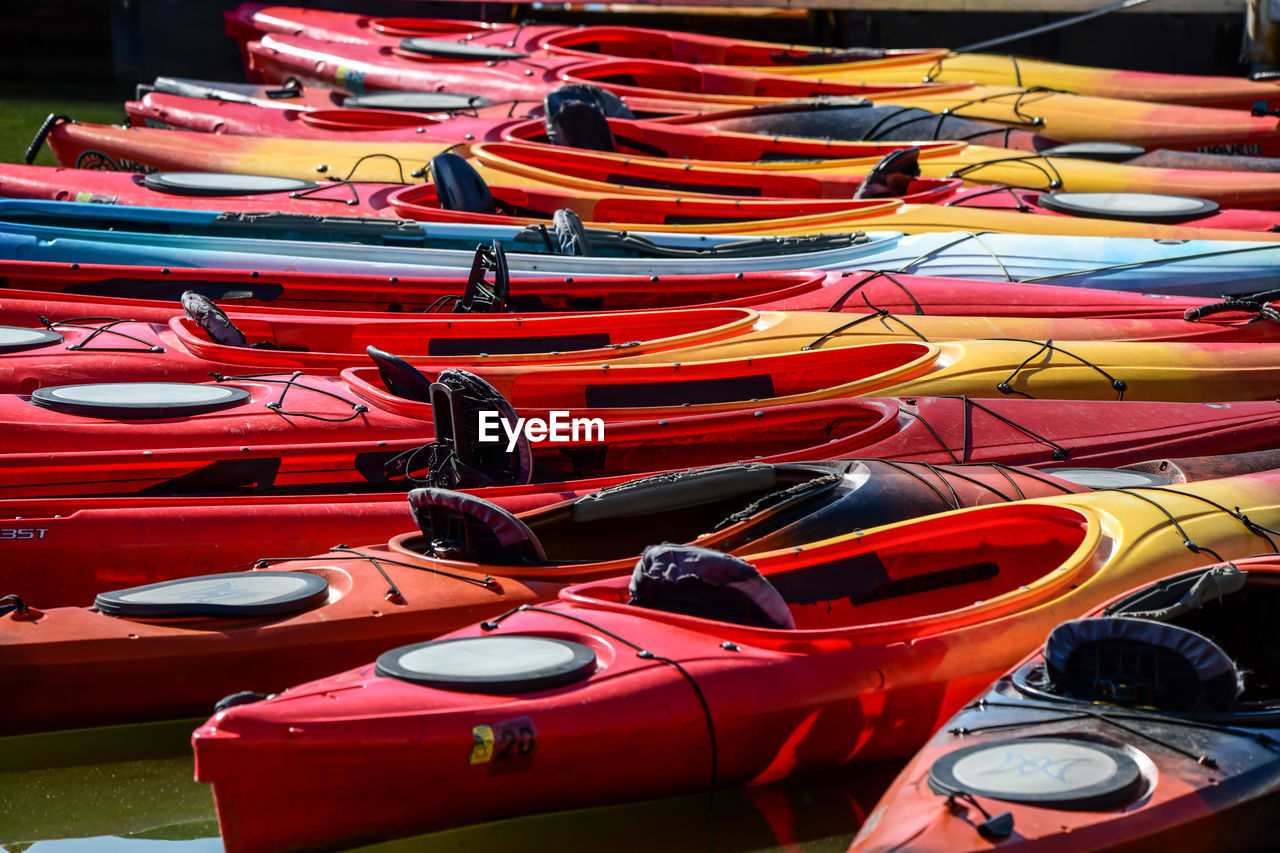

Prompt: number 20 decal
[
  {"left": 470, "top": 715, "right": 537, "bottom": 772},
  {"left": 0, "top": 528, "right": 48, "bottom": 540}
]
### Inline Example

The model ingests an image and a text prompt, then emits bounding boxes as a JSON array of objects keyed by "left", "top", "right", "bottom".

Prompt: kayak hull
[
  {"left": 1, "top": 459, "right": 1093, "bottom": 731},
  {"left": 7, "top": 391, "right": 1280, "bottom": 498},
  {"left": 849, "top": 555, "right": 1280, "bottom": 852},
  {"left": 223, "top": 7, "right": 1280, "bottom": 109},
  {"left": 190, "top": 471, "right": 1280, "bottom": 852},
  {"left": 7, "top": 199, "right": 1280, "bottom": 295},
  {"left": 0, "top": 260, "right": 1241, "bottom": 322}
]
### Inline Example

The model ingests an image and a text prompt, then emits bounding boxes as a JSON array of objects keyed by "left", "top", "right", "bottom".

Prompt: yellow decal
[
  {"left": 74, "top": 192, "right": 94, "bottom": 203},
  {"left": 470, "top": 724, "right": 495, "bottom": 765}
]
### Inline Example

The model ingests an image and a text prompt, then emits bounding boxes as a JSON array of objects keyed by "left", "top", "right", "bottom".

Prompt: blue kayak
[{"left": 1, "top": 200, "right": 1278, "bottom": 296}]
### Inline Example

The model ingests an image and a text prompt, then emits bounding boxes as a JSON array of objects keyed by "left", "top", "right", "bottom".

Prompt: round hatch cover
[
  {"left": 1039, "top": 191, "right": 1218, "bottom": 223},
  {"left": 0, "top": 325, "right": 62, "bottom": 353},
  {"left": 95, "top": 571, "right": 329, "bottom": 619},
  {"left": 929, "top": 737, "right": 1143, "bottom": 811},
  {"left": 344, "top": 91, "right": 494, "bottom": 112},
  {"left": 1040, "top": 142, "right": 1146, "bottom": 162},
  {"left": 31, "top": 382, "right": 250, "bottom": 419},
  {"left": 376, "top": 635, "right": 597, "bottom": 693},
  {"left": 143, "top": 172, "right": 318, "bottom": 196},
  {"left": 1041, "top": 467, "right": 1170, "bottom": 490},
  {"left": 398, "top": 37, "right": 527, "bottom": 61}
]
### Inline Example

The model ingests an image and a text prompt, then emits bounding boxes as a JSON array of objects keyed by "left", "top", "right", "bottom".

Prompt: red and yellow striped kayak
[
  {"left": 225, "top": 5, "right": 1280, "bottom": 110},
  {"left": 45, "top": 118, "right": 1280, "bottom": 212}
]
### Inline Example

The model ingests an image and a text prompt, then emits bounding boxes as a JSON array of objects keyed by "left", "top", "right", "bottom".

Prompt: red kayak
[
  {"left": 112, "top": 94, "right": 1280, "bottom": 235},
  {"left": 220, "top": 6, "right": 1280, "bottom": 111},
  {"left": 0, "top": 302, "right": 785, "bottom": 392},
  {"left": 0, "top": 258, "right": 838, "bottom": 319},
  {"left": 1, "top": 459, "right": 1107, "bottom": 732},
  {"left": 849, "top": 555, "right": 1280, "bottom": 852},
  {"left": 8, "top": 447, "right": 1276, "bottom": 611},
  {"left": 128, "top": 91, "right": 527, "bottom": 141},
  {"left": 8, "top": 357, "right": 1280, "bottom": 499},
  {"left": 131, "top": 76, "right": 1051, "bottom": 153},
  {"left": 0, "top": 487, "right": 591, "bottom": 611},
  {"left": 0, "top": 161, "right": 422, "bottom": 219},
  {"left": 12, "top": 452, "right": 1276, "bottom": 733},
  {"left": 125, "top": 89, "right": 964, "bottom": 161},
  {"left": 0, "top": 258, "right": 1245, "bottom": 323},
  {"left": 243, "top": 32, "right": 1280, "bottom": 157},
  {"left": 12, "top": 290, "right": 1280, "bottom": 392},
  {"left": 189, "top": 469, "right": 1280, "bottom": 852},
  {"left": 0, "top": 159, "right": 995, "bottom": 227},
  {"left": 466, "top": 143, "right": 1280, "bottom": 235},
  {"left": 244, "top": 33, "right": 968, "bottom": 110}
]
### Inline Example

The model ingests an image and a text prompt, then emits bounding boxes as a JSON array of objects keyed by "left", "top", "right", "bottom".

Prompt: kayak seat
[
  {"left": 1105, "top": 564, "right": 1280, "bottom": 706},
  {"left": 367, "top": 345, "right": 434, "bottom": 403},
  {"left": 182, "top": 291, "right": 248, "bottom": 348},
  {"left": 1044, "top": 617, "right": 1243, "bottom": 713},
  {"left": 544, "top": 84, "right": 634, "bottom": 134},
  {"left": 402, "top": 367, "right": 534, "bottom": 490},
  {"left": 629, "top": 543, "right": 795, "bottom": 629},
  {"left": 408, "top": 488, "right": 546, "bottom": 565},
  {"left": 852, "top": 147, "right": 922, "bottom": 200},
  {"left": 378, "top": 361, "right": 535, "bottom": 489},
  {"left": 545, "top": 98, "right": 617, "bottom": 152},
  {"left": 430, "top": 152, "right": 496, "bottom": 216},
  {"left": 552, "top": 209, "right": 593, "bottom": 256}
]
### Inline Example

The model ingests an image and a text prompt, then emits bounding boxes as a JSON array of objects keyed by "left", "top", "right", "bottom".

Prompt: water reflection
[{"left": 2, "top": 719, "right": 901, "bottom": 853}]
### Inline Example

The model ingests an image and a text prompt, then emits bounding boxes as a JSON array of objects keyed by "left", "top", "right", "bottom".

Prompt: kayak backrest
[
  {"left": 367, "top": 345, "right": 434, "bottom": 403},
  {"left": 1044, "top": 617, "right": 1242, "bottom": 713},
  {"left": 182, "top": 290, "right": 247, "bottom": 348},
  {"left": 544, "top": 83, "right": 635, "bottom": 124},
  {"left": 852, "top": 148, "right": 921, "bottom": 200},
  {"left": 420, "top": 367, "right": 534, "bottom": 489},
  {"left": 545, "top": 97, "right": 617, "bottom": 152},
  {"left": 552, "top": 209, "right": 593, "bottom": 256},
  {"left": 409, "top": 487, "right": 546, "bottom": 565},
  {"left": 629, "top": 543, "right": 795, "bottom": 629},
  {"left": 429, "top": 152, "right": 496, "bottom": 216}
]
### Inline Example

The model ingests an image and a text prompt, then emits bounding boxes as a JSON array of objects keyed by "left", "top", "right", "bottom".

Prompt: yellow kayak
[
  {"left": 461, "top": 142, "right": 1280, "bottom": 241},
  {"left": 48, "top": 119, "right": 1280, "bottom": 211},
  {"left": 563, "top": 336, "right": 1280, "bottom": 406}
]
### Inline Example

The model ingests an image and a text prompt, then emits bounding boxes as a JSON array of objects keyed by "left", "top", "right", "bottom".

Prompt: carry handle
[{"left": 25, "top": 113, "right": 70, "bottom": 164}]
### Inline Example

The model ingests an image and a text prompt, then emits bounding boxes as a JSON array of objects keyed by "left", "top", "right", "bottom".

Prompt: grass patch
[{"left": 0, "top": 97, "right": 124, "bottom": 166}]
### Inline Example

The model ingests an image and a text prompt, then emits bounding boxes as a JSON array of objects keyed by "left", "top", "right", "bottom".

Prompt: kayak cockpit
[
  {"left": 560, "top": 59, "right": 878, "bottom": 101},
  {"left": 390, "top": 463, "right": 847, "bottom": 571},
  {"left": 561, "top": 502, "right": 1096, "bottom": 642},
  {"left": 537, "top": 26, "right": 934, "bottom": 69},
  {"left": 341, "top": 342, "right": 936, "bottom": 415},
  {"left": 469, "top": 141, "right": 960, "bottom": 203},
  {"left": 174, "top": 299, "right": 761, "bottom": 360},
  {"left": 1015, "top": 563, "right": 1280, "bottom": 718}
]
